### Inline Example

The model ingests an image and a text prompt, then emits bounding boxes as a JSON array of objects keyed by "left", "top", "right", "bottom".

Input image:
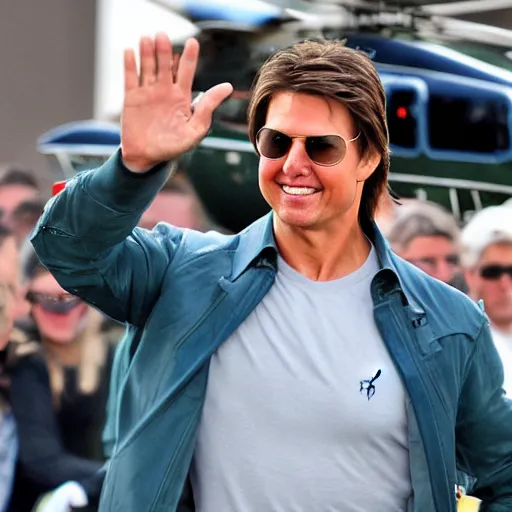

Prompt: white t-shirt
[{"left": 190, "top": 245, "right": 412, "bottom": 511}]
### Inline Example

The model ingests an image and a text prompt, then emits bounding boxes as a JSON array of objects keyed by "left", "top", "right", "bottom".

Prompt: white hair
[{"left": 460, "top": 205, "right": 512, "bottom": 268}]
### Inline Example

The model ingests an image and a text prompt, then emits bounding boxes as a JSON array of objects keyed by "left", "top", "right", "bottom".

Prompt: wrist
[
  {"left": 121, "top": 156, "right": 157, "bottom": 173},
  {"left": 120, "top": 147, "right": 164, "bottom": 173}
]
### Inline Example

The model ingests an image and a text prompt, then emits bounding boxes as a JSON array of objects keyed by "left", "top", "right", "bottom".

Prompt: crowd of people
[
  {"left": 0, "top": 32, "right": 511, "bottom": 511},
  {"left": 0, "top": 160, "right": 226, "bottom": 511}
]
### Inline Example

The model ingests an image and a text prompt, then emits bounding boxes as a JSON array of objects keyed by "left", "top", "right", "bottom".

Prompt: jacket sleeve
[
  {"left": 9, "top": 355, "right": 103, "bottom": 490},
  {"left": 30, "top": 151, "right": 182, "bottom": 327},
  {"left": 455, "top": 319, "right": 512, "bottom": 511}
]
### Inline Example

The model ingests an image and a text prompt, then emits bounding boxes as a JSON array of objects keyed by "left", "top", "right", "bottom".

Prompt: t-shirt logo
[{"left": 360, "top": 369, "right": 382, "bottom": 401}]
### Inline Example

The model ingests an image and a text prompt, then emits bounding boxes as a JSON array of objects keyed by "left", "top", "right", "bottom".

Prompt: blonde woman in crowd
[
  {"left": 0, "top": 225, "right": 35, "bottom": 512},
  {"left": 7, "top": 243, "right": 122, "bottom": 511}
]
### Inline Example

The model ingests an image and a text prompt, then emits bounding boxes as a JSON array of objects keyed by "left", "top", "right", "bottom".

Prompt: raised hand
[{"left": 121, "top": 33, "right": 233, "bottom": 172}]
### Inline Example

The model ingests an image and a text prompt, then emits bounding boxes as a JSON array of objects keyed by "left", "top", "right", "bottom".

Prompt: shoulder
[
  {"left": 391, "top": 254, "right": 486, "bottom": 340},
  {"left": 132, "top": 221, "right": 238, "bottom": 256}
]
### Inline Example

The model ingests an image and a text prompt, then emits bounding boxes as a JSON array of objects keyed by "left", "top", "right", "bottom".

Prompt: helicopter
[{"left": 38, "top": 0, "right": 512, "bottom": 233}]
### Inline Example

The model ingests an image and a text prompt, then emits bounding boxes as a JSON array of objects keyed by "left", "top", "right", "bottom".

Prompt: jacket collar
[
  {"left": 231, "top": 211, "right": 417, "bottom": 308},
  {"left": 231, "top": 212, "right": 276, "bottom": 281}
]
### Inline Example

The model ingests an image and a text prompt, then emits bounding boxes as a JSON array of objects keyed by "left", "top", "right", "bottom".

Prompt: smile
[{"left": 281, "top": 185, "right": 319, "bottom": 196}]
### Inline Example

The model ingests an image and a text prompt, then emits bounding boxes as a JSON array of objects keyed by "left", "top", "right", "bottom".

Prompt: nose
[
  {"left": 433, "top": 260, "right": 457, "bottom": 284},
  {"left": 281, "top": 139, "right": 312, "bottom": 177},
  {"left": 498, "top": 273, "right": 512, "bottom": 290}
]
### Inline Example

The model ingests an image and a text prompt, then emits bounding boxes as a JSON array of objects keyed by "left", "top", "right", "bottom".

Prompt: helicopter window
[
  {"left": 387, "top": 90, "right": 417, "bottom": 149},
  {"left": 428, "top": 95, "right": 510, "bottom": 153},
  {"left": 214, "top": 96, "right": 249, "bottom": 126}
]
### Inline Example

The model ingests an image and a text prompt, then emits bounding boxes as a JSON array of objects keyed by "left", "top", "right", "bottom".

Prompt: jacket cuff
[{"left": 79, "top": 149, "right": 175, "bottom": 214}]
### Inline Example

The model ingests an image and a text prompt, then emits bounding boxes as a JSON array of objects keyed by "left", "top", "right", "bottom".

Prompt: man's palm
[{"left": 121, "top": 34, "right": 233, "bottom": 172}]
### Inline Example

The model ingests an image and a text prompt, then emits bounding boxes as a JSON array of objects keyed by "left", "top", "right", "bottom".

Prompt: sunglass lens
[
  {"left": 40, "top": 298, "right": 82, "bottom": 314},
  {"left": 480, "top": 265, "right": 508, "bottom": 280},
  {"left": 306, "top": 135, "right": 346, "bottom": 166},
  {"left": 257, "top": 129, "right": 292, "bottom": 159}
]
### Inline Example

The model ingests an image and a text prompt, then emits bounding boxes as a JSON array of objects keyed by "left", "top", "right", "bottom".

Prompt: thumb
[{"left": 190, "top": 82, "right": 234, "bottom": 135}]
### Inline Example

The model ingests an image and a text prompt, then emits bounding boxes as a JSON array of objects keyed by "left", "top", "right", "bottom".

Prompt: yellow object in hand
[{"left": 457, "top": 494, "right": 482, "bottom": 512}]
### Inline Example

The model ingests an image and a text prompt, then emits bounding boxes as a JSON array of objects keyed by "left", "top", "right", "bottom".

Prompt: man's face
[
  {"left": 139, "top": 190, "right": 200, "bottom": 231},
  {"left": 0, "top": 185, "right": 38, "bottom": 228},
  {"left": 398, "top": 235, "right": 460, "bottom": 283},
  {"left": 465, "top": 242, "right": 512, "bottom": 331},
  {"left": 258, "top": 91, "right": 379, "bottom": 231}
]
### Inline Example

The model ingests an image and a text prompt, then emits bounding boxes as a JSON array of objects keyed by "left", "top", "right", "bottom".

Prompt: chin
[
  {"left": 46, "top": 333, "right": 75, "bottom": 345},
  {"left": 275, "top": 212, "right": 318, "bottom": 229}
]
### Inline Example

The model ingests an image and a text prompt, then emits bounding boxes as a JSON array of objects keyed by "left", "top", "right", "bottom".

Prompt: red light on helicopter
[
  {"left": 396, "top": 107, "right": 408, "bottom": 119},
  {"left": 52, "top": 181, "right": 67, "bottom": 196}
]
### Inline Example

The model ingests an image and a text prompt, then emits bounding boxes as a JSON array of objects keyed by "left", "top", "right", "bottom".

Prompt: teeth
[{"left": 282, "top": 185, "right": 317, "bottom": 196}]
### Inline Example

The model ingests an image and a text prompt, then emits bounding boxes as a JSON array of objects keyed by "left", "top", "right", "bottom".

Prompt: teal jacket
[{"left": 31, "top": 151, "right": 512, "bottom": 512}]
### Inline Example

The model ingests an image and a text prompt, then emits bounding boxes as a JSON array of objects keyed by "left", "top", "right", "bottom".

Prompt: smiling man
[{"left": 31, "top": 34, "right": 512, "bottom": 511}]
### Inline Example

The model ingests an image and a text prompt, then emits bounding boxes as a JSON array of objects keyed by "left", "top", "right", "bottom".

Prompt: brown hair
[
  {"left": 247, "top": 38, "right": 390, "bottom": 229},
  {"left": 0, "top": 164, "right": 39, "bottom": 191}
]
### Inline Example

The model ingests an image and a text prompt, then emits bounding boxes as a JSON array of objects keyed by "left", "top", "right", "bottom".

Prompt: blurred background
[{"left": 2, "top": 1, "right": 512, "bottom": 510}]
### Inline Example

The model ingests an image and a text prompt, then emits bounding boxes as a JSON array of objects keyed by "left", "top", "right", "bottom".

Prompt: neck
[
  {"left": 43, "top": 338, "right": 81, "bottom": 367},
  {"left": 273, "top": 215, "right": 371, "bottom": 281},
  {"left": 491, "top": 319, "right": 512, "bottom": 335}
]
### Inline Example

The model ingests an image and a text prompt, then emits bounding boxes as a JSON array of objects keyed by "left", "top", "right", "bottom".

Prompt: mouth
[{"left": 281, "top": 185, "right": 320, "bottom": 196}]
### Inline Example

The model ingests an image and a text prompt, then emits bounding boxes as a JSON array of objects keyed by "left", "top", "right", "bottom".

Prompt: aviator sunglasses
[{"left": 256, "top": 128, "right": 360, "bottom": 167}]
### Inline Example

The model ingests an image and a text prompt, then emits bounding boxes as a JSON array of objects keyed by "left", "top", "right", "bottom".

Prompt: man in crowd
[
  {"left": 387, "top": 200, "right": 465, "bottom": 288},
  {"left": 461, "top": 204, "right": 512, "bottom": 395},
  {"left": 31, "top": 33, "right": 512, "bottom": 511},
  {"left": 0, "top": 165, "right": 40, "bottom": 233},
  {"left": 138, "top": 165, "right": 227, "bottom": 232}
]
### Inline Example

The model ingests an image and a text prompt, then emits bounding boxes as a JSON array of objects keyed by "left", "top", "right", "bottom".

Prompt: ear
[
  {"left": 463, "top": 267, "right": 479, "bottom": 299},
  {"left": 356, "top": 148, "right": 381, "bottom": 182}
]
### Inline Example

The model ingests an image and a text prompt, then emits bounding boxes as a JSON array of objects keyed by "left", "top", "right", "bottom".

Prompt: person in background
[
  {"left": 0, "top": 225, "right": 33, "bottom": 512},
  {"left": 460, "top": 204, "right": 512, "bottom": 395},
  {"left": 7, "top": 244, "right": 120, "bottom": 511},
  {"left": 138, "top": 165, "right": 229, "bottom": 232},
  {"left": 387, "top": 200, "right": 465, "bottom": 289},
  {"left": 10, "top": 199, "right": 45, "bottom": 247},
  {"left": 0, "top": 165, "right": 40, "bottom": 232}
]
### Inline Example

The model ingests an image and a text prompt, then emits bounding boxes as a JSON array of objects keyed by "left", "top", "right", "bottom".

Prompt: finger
[
  {"left": 190, "top": 82, "right": 233, "bottom": 134},
  {"left": 124, "top": 49, "right": 138, "bottom": 92},
  {"left": 139, "top": 36, "right": 156, "bottom": 87},
  {"left": 155, "top": 32, "right": 173, "bottom": 83},
  {"left": 176, "top": 38, "right": 200, "bottom": 94}
]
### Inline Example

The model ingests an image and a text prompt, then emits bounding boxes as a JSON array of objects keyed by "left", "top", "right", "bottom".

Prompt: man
[
  {"left": 387, "top": 200, "right": 464, "bottom": 287},
  {"left": 31, "top": 34, "right": 512, "bottom": 511},
  {"left": 460, "top": 205, "right": 512, "bottom": 395},
  {"left": 0, "top": 165, "right": 40, "bottom": 232},
  {"left": 9, "top": 198, "right": 45, "bottom": 246},
  {"left": 138, "top": 166, "right": 228, "bottom": 232}
]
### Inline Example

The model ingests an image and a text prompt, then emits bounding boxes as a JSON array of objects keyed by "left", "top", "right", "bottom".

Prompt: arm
[
  {"left": 30, "top": 151, "right": 182, "bottom": 327},
  {"left": 31, "top": 33, "right": 232, "bottom": 328},
  {"left": 10, "top": 355, "right": 103, "bottom": 490},
  {"left": 455, "top": 320, "right": 512, "bottom": 511}
]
